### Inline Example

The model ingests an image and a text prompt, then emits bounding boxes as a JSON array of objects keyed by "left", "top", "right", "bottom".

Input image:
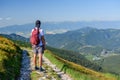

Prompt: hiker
[{"left": 30, "top": 20, "right": 46, "bottom": 71}]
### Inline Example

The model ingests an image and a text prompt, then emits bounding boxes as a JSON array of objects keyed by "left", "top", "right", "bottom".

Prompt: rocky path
[
  {"left": 18, "top": 50, "right": 72, "bottom": 80},
  {"left": 43, "top": 56, "right": 72, "bottom": 80},
  {"left": 18, "top": 50, "right": 31, "bottom": 80}
]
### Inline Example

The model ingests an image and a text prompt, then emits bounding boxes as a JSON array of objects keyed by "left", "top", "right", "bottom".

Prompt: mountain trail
[
  {"left": 18, "top": 50, "right": 31, "bottom": 80},
  {"left": 18, "top": 49, "right": 72, "bottom": 80},
  {"left": 42, "top": 55, "right": 72, "bottom": 80}
]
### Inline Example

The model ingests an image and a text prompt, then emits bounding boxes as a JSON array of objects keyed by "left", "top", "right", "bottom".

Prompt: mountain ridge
[
  {"left": 1, "top": 21, "right": 120, "bottom": 37},
  {"left": 46, "top": 27, "right": 120, "bottom": 55}
]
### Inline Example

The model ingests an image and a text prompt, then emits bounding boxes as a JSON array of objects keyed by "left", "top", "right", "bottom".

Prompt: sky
[{"left": 0, "top": 0, "right": 120, "bottom": 27}]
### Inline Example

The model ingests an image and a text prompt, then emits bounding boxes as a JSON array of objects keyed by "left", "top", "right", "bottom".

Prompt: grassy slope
[
  {"left": 98, "top": 55, "right": 120, "bottom": 75},
  {"left": 47, "top": 46, "right": 103, "bottom": 72},
  {"left": 44, "top": 50, "right": 120, "bottom": 80},
  {"left": 0, "top": 36, "right": 22, "bottom": 80}
]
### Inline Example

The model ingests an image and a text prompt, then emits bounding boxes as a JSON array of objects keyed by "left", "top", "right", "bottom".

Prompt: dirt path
[
  {"left": 18, "top": 49, "right": 72, "bottom": 80},
  {"left": 18, "top": 50, "right": 31, "bottom": 80},
  {"left": 43, "top": 56, "right": 72, "bottom": 80}
]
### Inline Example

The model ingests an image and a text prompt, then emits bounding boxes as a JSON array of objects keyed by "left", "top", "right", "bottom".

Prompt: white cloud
[
  {"left": 0, "top": 18, "right": 3, "bottom": 20},
  {"left": 6, "top": 17, "right": 12, "bottom": 20}
]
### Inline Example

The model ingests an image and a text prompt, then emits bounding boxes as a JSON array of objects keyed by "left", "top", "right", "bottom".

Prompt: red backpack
[{"left": 30, "top": 28, "right": 40, "bottom": 45}]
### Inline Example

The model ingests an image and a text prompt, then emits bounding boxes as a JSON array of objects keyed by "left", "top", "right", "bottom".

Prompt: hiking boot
[
  {"left": 34, "top": 66, "right": 39, "bottom": 70},
  {"left": 39, "top": 67, "right": 44, "bottom": 72}
]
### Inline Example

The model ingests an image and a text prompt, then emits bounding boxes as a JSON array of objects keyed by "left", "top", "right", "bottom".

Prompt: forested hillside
[
  {"left": 0, "top": 36, "right": 22, "bottom": 80},
  {"left": 45, "top": 49, "right": 119, "bottom": 80},
  {"left": 46, "top": 27, "right": 120, "bottom": 56},
  {"left": 94, "top": 55, "right": 120, "bottom": 75},
  {"left": 0, "top": 34, "right": 30, "bottom": 48},
  {"left": 47, "top": 46, "right": 103, "bottom": 72}
]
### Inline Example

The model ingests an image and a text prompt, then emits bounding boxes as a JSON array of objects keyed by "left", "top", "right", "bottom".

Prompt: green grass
[
  {"left": 44, "top": 50, "right": 119, "bottom": 80},
  {"left": 102, "top": 55, "right": 120, "bottom": 74},
  {"left": 104, "top": 73, "right": 120, "bottom": 80},
  {"left": 47, "top": 46, "right": 102, "bottom": 72},
  {"left": 0, "top": 36, "right": 22, "bottom": 80},
  {"left": 95, "top": 55, "right": 120, "bottom": 75}
]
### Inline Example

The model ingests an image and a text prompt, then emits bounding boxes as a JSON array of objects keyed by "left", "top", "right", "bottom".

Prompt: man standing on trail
[{"left": 30, "top": 20, "right": 46, "bottom": 71}]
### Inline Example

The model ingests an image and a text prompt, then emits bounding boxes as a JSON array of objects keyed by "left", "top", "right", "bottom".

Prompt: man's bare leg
[
  {"left": 33, "top": 54, "right": 37, "bottom": 69},
  {"left": 39, "top": 53, "right": 42, "bottom": 67}
]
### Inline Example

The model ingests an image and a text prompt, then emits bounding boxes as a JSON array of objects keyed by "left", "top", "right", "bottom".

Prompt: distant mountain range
[
  {"left": 1, "top": 24, "right": 120, "bottom": 56},
  {"left": 1, "top": 24, "right": 120, "bottom": 57},
  {"left": 45, "top": 27, "right": 120, "bottom": 56},
  {"left": 0, "top": 33, "right": 29, "bottom": 42},
  {"left": 1, "top": 21, "right": 120, "bottom": 37}
]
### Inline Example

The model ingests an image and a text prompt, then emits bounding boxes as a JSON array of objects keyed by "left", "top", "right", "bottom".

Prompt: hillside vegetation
[
  {"left": 0, "top": 36, "right": 22, "bottom": 80},
  {"left": 95, "top": 55, "right": 120, "bottom": 75},
  {"left": 47, "top": 46, "right": 103, "bottom": 72},
  {"left": 45, "top": 27, "right": 120, "bottom": 75},
  {"left": 46, "top": 27, "right": 120, "bottom": 55},
  {"left": 44, "top": 49, "right": 119, "bottom": 80},
  {"left": 0, "top": 34, "right": 30, "bottom": 48}
]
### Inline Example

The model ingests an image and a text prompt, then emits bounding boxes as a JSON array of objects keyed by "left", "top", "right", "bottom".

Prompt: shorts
[{"left": 32, "top": 45, "right": 44, "bottom": 54}]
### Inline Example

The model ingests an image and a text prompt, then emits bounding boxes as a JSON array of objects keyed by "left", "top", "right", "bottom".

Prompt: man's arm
[{"left": 41, "top": 36, "right": 46, "bottom": 49}]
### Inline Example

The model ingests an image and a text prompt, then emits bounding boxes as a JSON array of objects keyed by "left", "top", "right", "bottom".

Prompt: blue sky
[{"left": 0, "top": 0, "right": 120, "bottom": 27}]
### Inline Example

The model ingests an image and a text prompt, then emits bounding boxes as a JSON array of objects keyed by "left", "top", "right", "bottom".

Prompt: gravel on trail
[{"left": 18, "top": 50, "right": 72, "bottom": 80}]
